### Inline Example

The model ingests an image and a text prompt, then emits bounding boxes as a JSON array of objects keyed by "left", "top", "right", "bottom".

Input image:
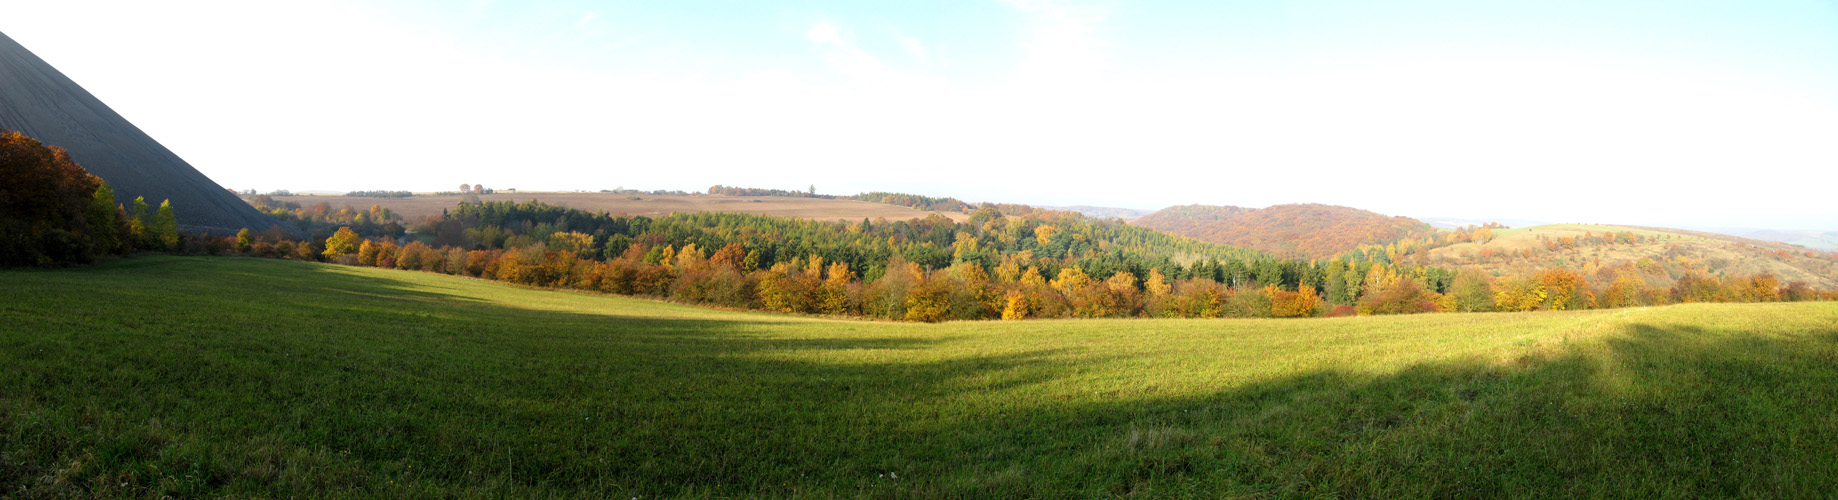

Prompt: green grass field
[{"left": 4, "top": 257, "right": 1837, "bottom": 498}]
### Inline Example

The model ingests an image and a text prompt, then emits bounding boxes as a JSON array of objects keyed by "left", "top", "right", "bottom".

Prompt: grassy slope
[
  {"left": 1432, "top": 223, "right": 1838, "bottom": 288},
  {"left": 4, "top": 257, "right": 1837, "bottom": 498}
]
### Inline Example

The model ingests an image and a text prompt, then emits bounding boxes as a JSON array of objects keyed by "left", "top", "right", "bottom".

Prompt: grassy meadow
[{"left": 3, "top": 256, "right": 1836, "bottom": 498}]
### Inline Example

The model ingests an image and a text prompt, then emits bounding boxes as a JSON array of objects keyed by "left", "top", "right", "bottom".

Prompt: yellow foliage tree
[
  {"left": 1034, "top": 225, "right": 1058, "bottom": 246},
  {"left": 1144, "top": 269, "right": 1172, "bottom": 298},
  {"left": 1601, "top": 271, "right": 1646, "bottom": 308},
  {"left": 1269, "top": 285, "right": 1320, "bottom": 318},
  {"left": 1493, "top": 276, "right": 1547, "bottom": 312},
  {"left": 356, "top": 239, "right": 379, "bottom": 266},
  {"left": 1052, "top": 267, "right": 1092, "bottom": 296},
  {"left": 1105, "top": 272, "right": 1138, "bottom": 293},
  {"left": 323, "top": 226, "right": 362, "bottom": 258},
  {"left": 1001, "top": 290, "right": 1031, "bottom": 320},
  {"left": 548, "top": 231, "right": 595, "bottom": 254},
  {"left": 656, "top": 245, "right": 676, "bottom": 268}
]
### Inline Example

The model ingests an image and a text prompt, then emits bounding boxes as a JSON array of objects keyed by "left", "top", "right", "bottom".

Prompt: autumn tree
[
  {"left": 1357, "top": 278, "right": 1440, "bottom": 315},
  {"left": 357, "top": 239, "right": 380, "bottom": 266},
  {"left": 1599, "top": 271, "right": 1647, "bottom": 309},
  {"left": 817, "top": 261, "right": 856, "bottom": 315},
  {"left": 1449, "top": 268, "right": 1495, "bottom": 312},
  {"left": 710, "top": 243, "right": 747, "bottom": 270},
  {"left": 125, "top": 196, "right": 152, "bottom": 248},
  {"left": 236, "top": 228, "right": 254, "bottom": 253},
  {"left": 547, "top": 231, "right": 594, "bottom": 254},
  {"left": 1536, "top": 268, "right": 1589, "bottom": 311},
  {"left": 1493, "top": 276, "right": 1547, "bottom": 312},
  {"left": 903, "top": 273, "right": 953, "bottom": 322},
  {"left": 323, "top": 227, "right": 362, "bottom": 258},
  {"left": 86, "top": 180, "right": 128, "bottom": 255},
  {"left": 1743, "top": 273, "right": 1781, "bottom": 302},
  {"left": 754, "top": 263, "right": 804, "bottom": 313},
  {"left": 1034, "top": 225, "right": 1059, "bottom": 246},
  {"left": 1781, "top": 281, "right": 1816, "bottom": 302},
  {"left": 1269, "top": 285, "right": 1320, "bottom": 318},
  {"left": 151, "top": 200, "right": 179, "bottom": 250},
  {"left": 1168, "top": 279, "right": 1228, "bottom": 318},
  {"left": 0, "top": 130, "right": 139, "bottom": 265}
]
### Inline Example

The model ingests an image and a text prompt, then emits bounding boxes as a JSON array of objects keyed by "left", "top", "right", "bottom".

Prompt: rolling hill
[
  {"left": 1133, "top": 203, "right": 1434, "bottom": 259},
  {"left": 1423, "top": 224, "right": 1838, "bottom": 289},
  {"left": 264, "top": 192, "right": 972, "bottom": 223},
  {"left": 5, "top": 256, "right": 1838, "bottom": 497},
  {"left": 0, "top": 31, "right": 275, "bottom": 233}
]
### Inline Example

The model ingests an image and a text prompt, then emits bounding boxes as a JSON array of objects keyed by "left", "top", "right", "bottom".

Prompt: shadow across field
[{"left": 4, "top": 258, "right": 1837, "bottom": 499}]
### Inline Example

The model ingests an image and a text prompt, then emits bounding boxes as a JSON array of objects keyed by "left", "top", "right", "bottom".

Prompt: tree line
[
  {"left": 0, "top": 130, "right": 181, "bottom": 266},
  {"left": 221, "top": 198, "right": 1832, "bottom": 322},
  {"left": 345, "top": 190, "right": 413, "bottom": 198}
]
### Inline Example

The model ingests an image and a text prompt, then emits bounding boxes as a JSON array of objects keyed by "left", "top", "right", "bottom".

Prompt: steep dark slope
[
  {"left": 1134, "top": 203, "right": 1432, "bottom": 259},
  {"left": 0, "top": 31, "right": 274, "bottom": 233}
]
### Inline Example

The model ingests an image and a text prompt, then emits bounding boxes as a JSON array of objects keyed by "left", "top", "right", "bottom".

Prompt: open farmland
[
  {"left": 5, "top": 256, "right": 1838, "bottom": 498},
  {"left": 265, "top": 192, "right": 971, "bottom": 223}
]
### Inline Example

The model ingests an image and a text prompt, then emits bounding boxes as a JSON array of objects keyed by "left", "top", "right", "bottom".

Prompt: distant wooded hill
[
  {"left": 1133, "top": 204, "right": 1435, "bottom": 259},
  {"left": 1417, "top": 224, "right": 1838, "bottom": 290}
]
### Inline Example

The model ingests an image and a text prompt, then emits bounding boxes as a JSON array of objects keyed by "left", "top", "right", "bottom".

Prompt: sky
[{"left": 2, "top": 0, "right": 1836, "bottom": 231}]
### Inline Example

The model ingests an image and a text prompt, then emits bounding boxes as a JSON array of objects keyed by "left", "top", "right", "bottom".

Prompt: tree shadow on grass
[{"left": 5, "top": 258, "right": 1838, "bottom": 499}]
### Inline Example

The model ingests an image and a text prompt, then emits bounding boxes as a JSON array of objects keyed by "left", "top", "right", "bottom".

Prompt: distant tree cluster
[
  {"left": 244, "top": 196, "right": 404, "bottom": 241},
  {"left": 707, "top": 185, "right": 837, "bottom": 199},
  {"left": 436, "top": 184, "right": 496, "bottom": 196},
  {"left": 606, "top": 188, "right": 691, "bottom": 196},
  {"left": 345, "top": 190, "right": 413, "bottom": 198},
  {"left": 851, "top": 192, "right": 973, "bottom": 213},
  {"left": 0, "top": 130, "right": 178, "bottom": 266}
]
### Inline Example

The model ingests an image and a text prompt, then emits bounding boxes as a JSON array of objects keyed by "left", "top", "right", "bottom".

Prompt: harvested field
[{"left": 266, "top": 192, "right": 971, "bottom": 223}]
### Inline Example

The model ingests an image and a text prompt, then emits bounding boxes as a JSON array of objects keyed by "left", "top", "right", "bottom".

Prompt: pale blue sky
[{"left": 2, "top": 1, "right": 1836, "bottom": 230}]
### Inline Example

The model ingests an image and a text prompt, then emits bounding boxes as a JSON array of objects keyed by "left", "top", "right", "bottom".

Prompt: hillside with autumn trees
[
  {"left": 1417, "top": 224, "right": 1838, "bottom": 291},
  {"left": 1133, "top": 203, "right": 1436, "bottom": 259},
  {"left": 205, "top": 188, "right": 1838, "bottom": 324}
]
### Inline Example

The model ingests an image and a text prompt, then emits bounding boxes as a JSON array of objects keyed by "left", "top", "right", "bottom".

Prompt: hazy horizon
[{"left": 2, "top": 0, "right": 1835, "bottom": 231}]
